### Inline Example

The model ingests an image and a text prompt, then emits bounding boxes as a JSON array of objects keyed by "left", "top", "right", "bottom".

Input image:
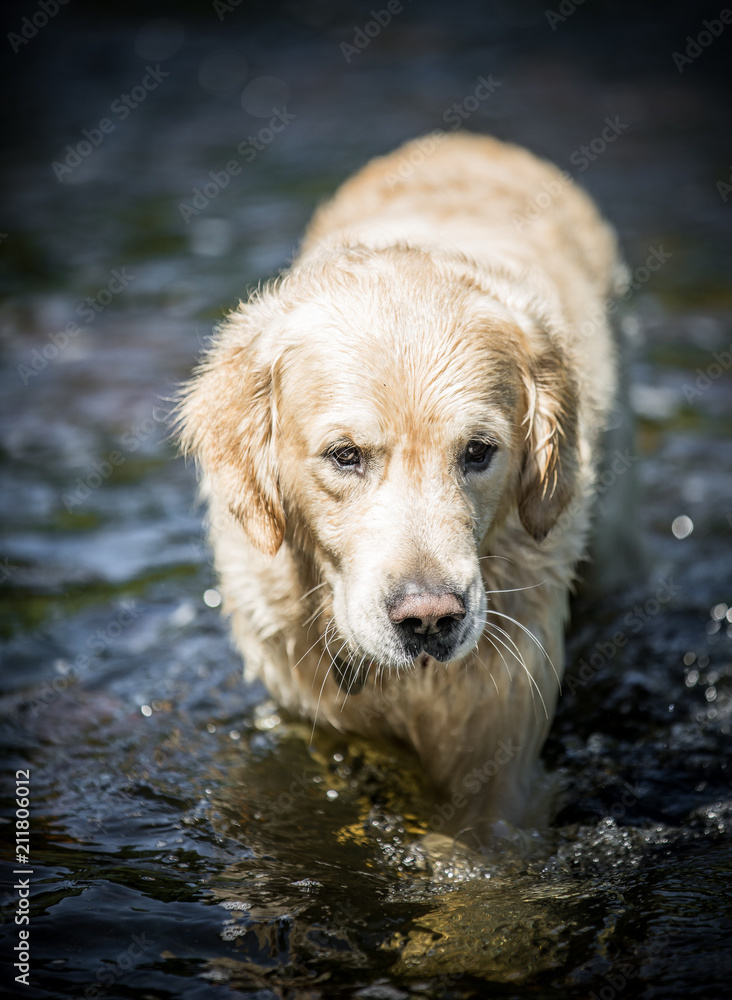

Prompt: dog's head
[{"left": 179, "top": 246, "right": 578, "bottom": 669}]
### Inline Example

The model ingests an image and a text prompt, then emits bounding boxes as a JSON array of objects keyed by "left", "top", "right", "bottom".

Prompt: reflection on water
[{"left": 1, "top": 3, "right": 731, "bottom": 997}]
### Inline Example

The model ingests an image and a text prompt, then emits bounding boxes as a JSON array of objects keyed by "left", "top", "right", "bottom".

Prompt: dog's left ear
[{"left": 518, "top": 345, "right": 580, "bottom": 542}]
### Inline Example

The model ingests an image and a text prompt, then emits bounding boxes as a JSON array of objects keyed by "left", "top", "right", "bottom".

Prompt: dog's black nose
[{"left": 389, "top": 593, "right": 465, "bottom": 660}]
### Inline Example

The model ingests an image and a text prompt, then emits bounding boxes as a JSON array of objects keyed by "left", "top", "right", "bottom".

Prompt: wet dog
[{"left": 179, "top": 132, "right": 625, "bottom": 843}]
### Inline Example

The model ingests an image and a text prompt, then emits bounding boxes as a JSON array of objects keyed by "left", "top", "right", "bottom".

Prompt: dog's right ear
[
  {"left": 517, "top": 342, "right": 580, "bottom": 543},
  {"left": 176, "top": 304, "right": 285, "bottom": 556}
]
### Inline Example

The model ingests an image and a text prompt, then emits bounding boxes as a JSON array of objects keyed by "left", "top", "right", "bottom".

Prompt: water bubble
[
  {"left": 254, "top": 713, "right": 281, "bottom": 730},
  {"left": 241, "top": 76, "right": 291, "bottom": 117},
  {"left": 671, "top": 515, "right": 693, "bottom": 539},
  {"left": 711, "top": 603, "right": 728, "bottom": 621},
  {"left": 326, "top": 789, "right": 339, "bottom": 800},
  {"left": 135, "top": 19, "right": 184, "bottom": 61},
  {"left": 203, "top": 588, "right": 221, "bottom": 608},
  {"left": 621, "top": 315, "right": 642, "bottom": 341},
  {"left": 683, "top": 651, "right": 696, "bottom": 665},
  {"left": 198, "top": 50, "right": 248, "bottom": 94},
  {"left": 140, "top": 704, "right": 152, "bottom": 717}
]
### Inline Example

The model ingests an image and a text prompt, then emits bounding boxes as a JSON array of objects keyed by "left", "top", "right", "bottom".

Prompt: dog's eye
[
  {"left": 329, "top": 444, "right": 362, "bottom": 471},
  {"left": 463, "top": 439, "right": 496, "bottom": 472}
]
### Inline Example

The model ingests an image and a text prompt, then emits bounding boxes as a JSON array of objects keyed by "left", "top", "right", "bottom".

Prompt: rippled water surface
[{"left": 1, "top": 3, "right": 731, "bottom": 997}]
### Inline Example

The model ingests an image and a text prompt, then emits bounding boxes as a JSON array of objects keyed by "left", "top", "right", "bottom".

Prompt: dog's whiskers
[
  {"left": 292, "top": 626, "right": 330, "bottom": 672},
  {"left": 476, "top": 606, "right": 544, "bottom": 714},
  {"left": 341, "top": 651, "right": 370, "bottom": 708},
  {"left": 484, "top": 608, "right": 560, "bottom": 689},
  {"left": 330, "top": 636, "right": 354, "bottom": 700},
  {"left": 309, "top": 619, "right": 342, "bottom": 738},
  {"left": 483, "top": 580, "right": 547, "bottom": 596},
  {"left": 303, "top": 599, "right": 329, "bottom": 630},
  {"left": 299, "top": 580, "right": 329, "bottom": 604},
  {"left": 482, "top": 621, "right": 548, "bottom": 719},
  {"left": 311, "top": 656, "right": 336, "bottom": 743},
  {"left": 479, "top": 624, "right": 514, "bottom": 685},
  {"left": 470, "top": 649, "right": 501, "bottom": 696},
  {"left": 310, "top": 621, "right": 336, "bottom": 690}
]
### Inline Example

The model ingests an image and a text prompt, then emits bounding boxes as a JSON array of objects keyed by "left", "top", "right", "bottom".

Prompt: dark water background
[{"left": 1, "top": 0, "right": 731, "bottom": 996}]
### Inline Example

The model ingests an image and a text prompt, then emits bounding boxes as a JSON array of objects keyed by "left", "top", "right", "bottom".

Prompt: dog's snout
[{"left": 388, "top": 591, "right": 466, "bottom": 636}]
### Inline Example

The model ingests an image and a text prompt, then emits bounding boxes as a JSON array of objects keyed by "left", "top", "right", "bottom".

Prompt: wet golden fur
[{"left": 179, "top": 133, "right": 625, "bottom": 843}]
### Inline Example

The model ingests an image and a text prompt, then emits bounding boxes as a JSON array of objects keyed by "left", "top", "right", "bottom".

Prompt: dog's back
[{"left": 304, "top": 133, "right": 624, "bottom": 440}]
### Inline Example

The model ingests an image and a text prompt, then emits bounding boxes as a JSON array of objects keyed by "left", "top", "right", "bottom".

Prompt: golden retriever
[{"left": 179, "top": 132, "right": 625, "bottom": 844}]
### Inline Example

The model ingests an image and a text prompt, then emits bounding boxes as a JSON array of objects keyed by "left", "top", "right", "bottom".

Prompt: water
[{"left": 1, "top": 3, "right": 731, "bottom": 997}]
